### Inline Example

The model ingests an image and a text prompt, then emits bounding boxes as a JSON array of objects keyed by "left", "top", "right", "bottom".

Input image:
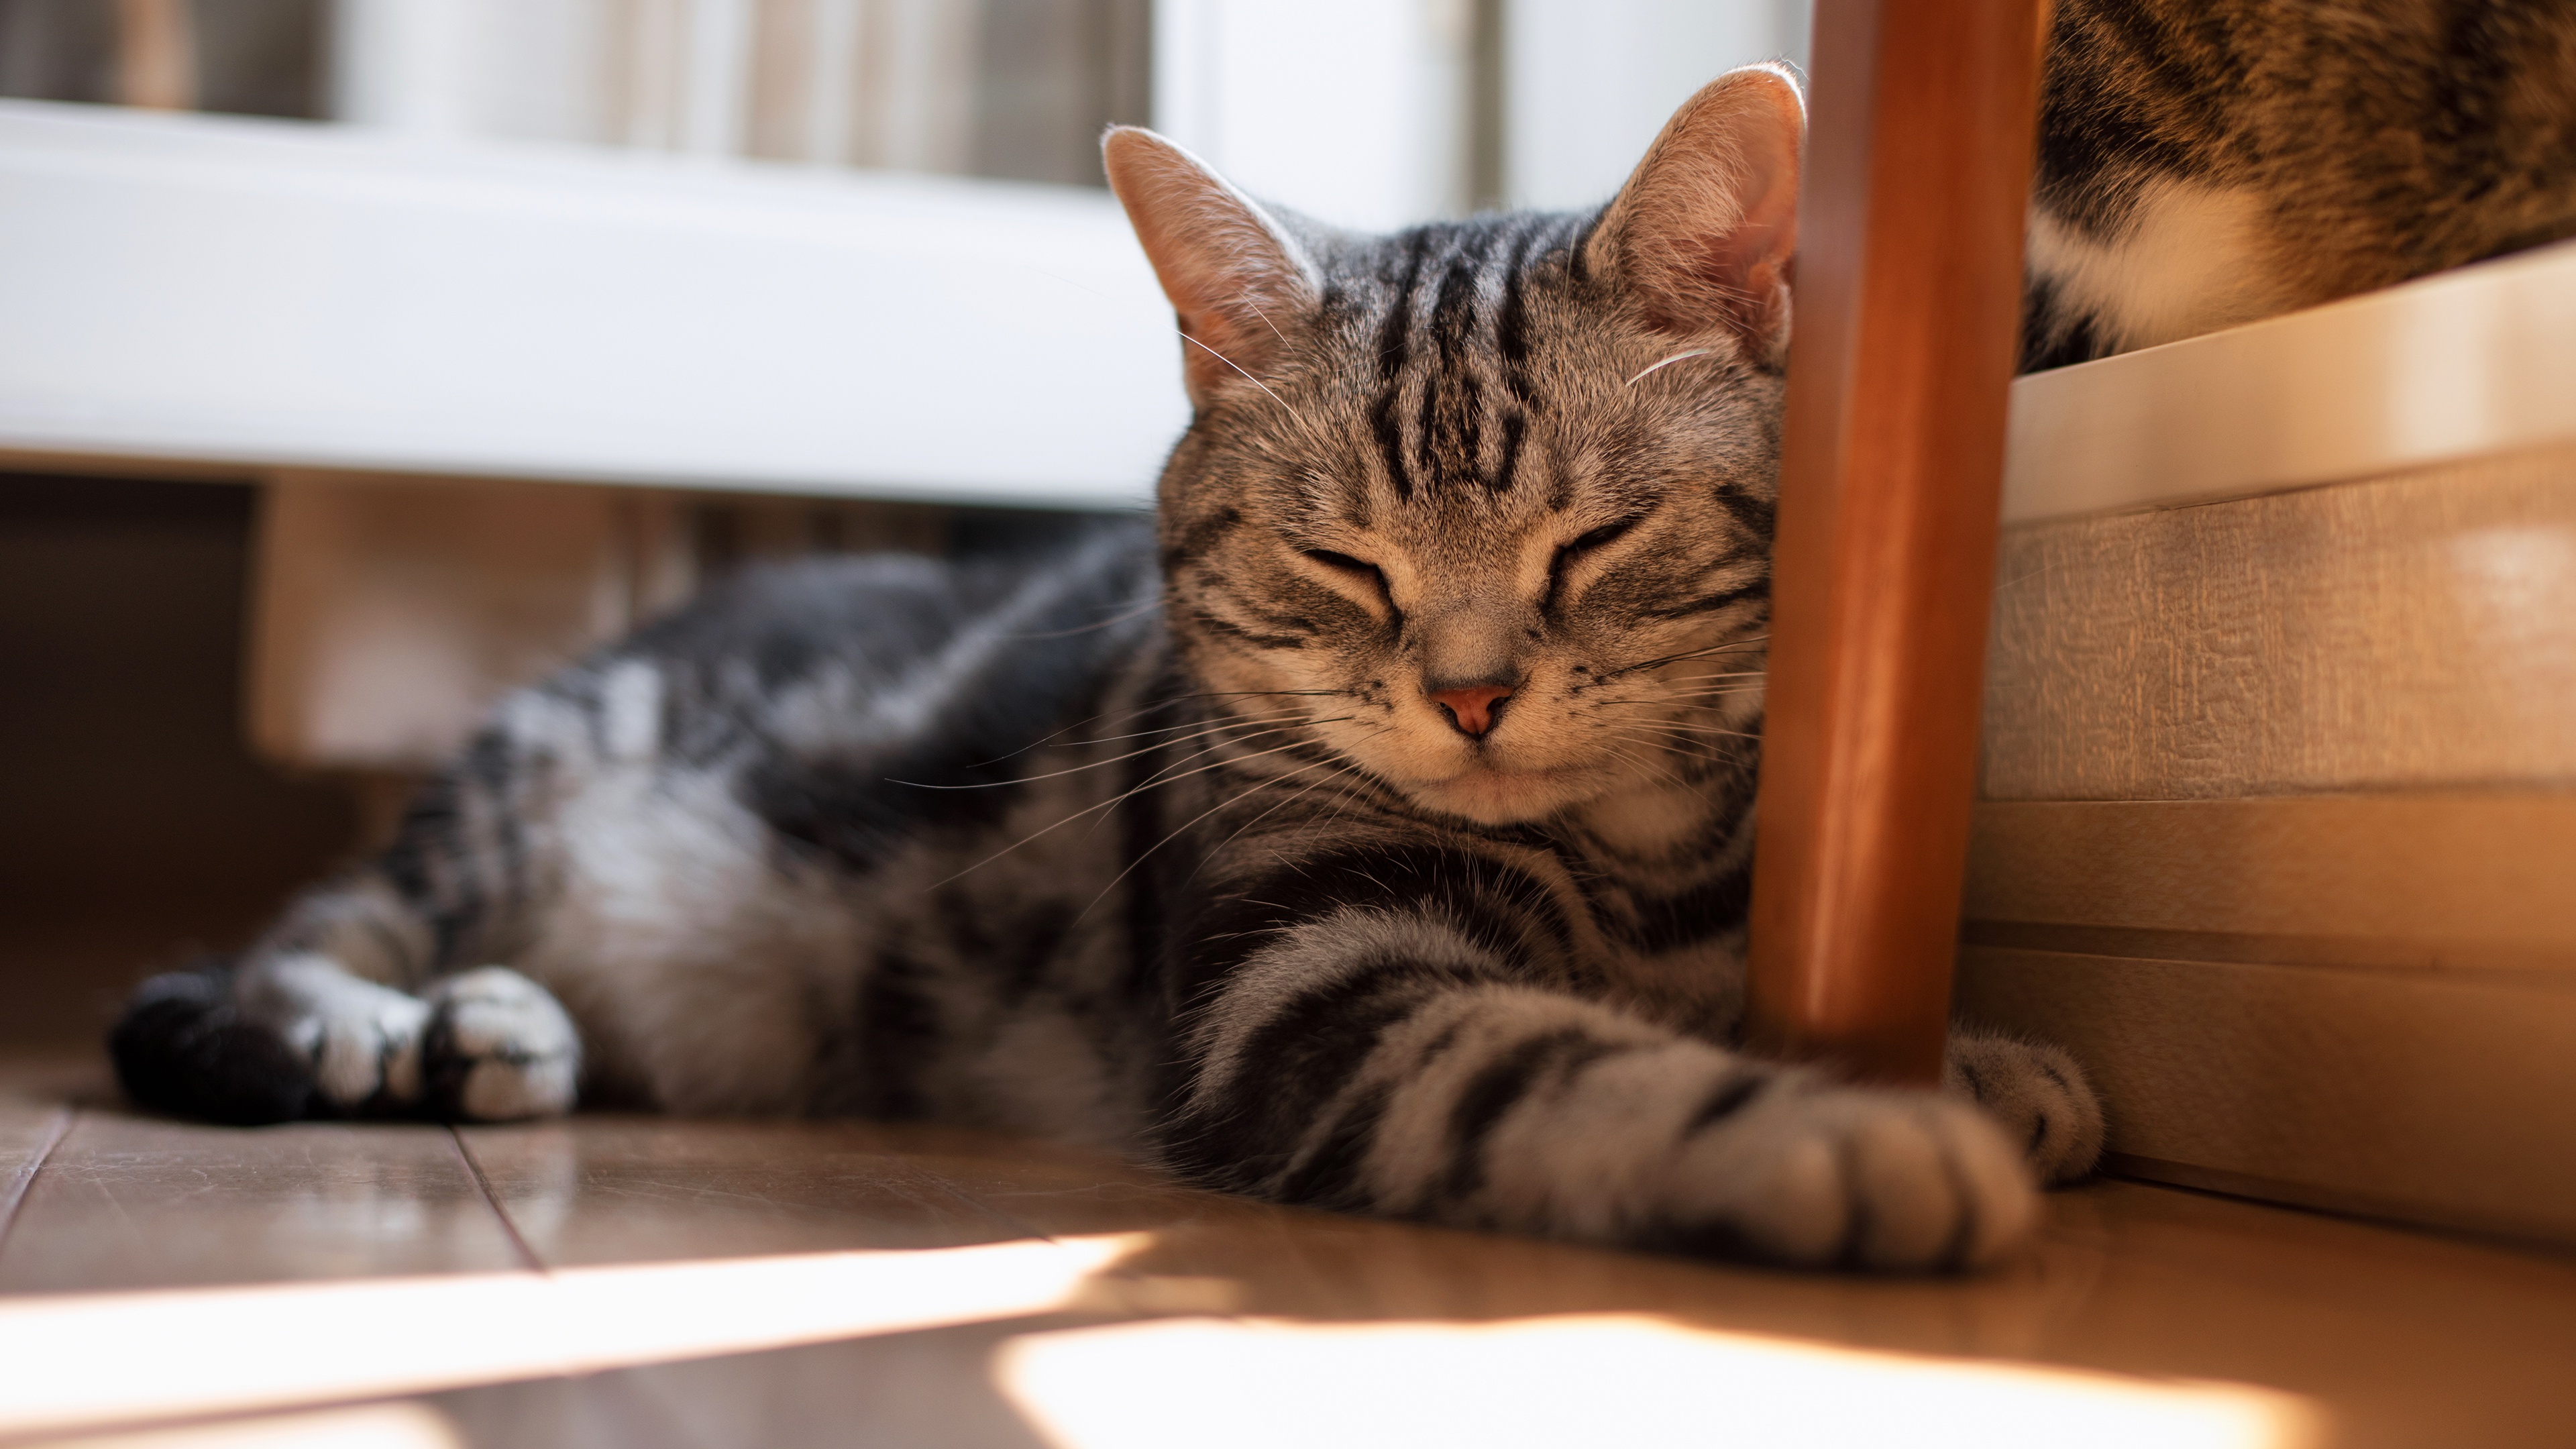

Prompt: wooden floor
[{"left": 4, "top": 1053, "right": 2574, "bottom": 1449}]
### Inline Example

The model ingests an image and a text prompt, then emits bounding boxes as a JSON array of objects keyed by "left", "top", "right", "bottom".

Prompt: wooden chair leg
[{"left": 1743, "top": 0, "right": 2051, "bottom": 1085}]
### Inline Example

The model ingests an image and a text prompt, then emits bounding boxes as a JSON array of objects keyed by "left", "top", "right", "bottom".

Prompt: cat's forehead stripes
[{"left": 1345, "top": 213, "right": 1589, "bottom": 506}]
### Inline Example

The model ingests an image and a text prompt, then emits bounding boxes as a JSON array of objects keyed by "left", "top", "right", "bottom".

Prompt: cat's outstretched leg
[{"left": 1167, "top": 911, "right": 2059, "bottom": 1271}]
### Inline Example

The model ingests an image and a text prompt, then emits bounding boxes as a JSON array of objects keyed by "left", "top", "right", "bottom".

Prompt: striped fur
[
  {"left": 2025, "top": 0, "right": 2576, "bottom": 367},
  {"left": 113, "top": 68, "right": 2100, "bottom": 1271}
]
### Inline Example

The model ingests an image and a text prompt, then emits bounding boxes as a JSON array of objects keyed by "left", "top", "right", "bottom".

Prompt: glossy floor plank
[
  {"left": 7, "top": 1059, "right": 2576, "bottom": 1448},
  {"left": 413, "top": 1176, "right": 2576, "bottom": 1449},
  {"left": 0, "top": 1101, "right": 70, "bottom": 1250},
  {"left": 455, "top": 1118, "right": 1032, "bottom": 1267},
  {"left": 905, "top": 1129, "right": 2576, "bottom": 1449},
  {"left": 0, "top": 1112, "right": 527, "bottom": 1293},
  {"left": 455, "top": 1114, "right": 2576, "bottom": 1449}
]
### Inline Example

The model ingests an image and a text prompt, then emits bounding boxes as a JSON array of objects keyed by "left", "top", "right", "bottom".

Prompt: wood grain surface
[
  {"left": 455, "top": 1119, "right": 1042, "bottom": 1266},
  {"left": 1964, "top": 795, "right": 2576, "bottom": 971},
  {"left": 0, "top": 1113, "right": 528, "bottom": 1293},
  {"left": 1955, "top": 945, "right": 2576, "bottom": 1245},
  {"left": 1746, "top": 0, "right": 2050, "bottom": 1083},
  {"left": 1982, "top": 442, "right": 2576, "bottom": 800}
]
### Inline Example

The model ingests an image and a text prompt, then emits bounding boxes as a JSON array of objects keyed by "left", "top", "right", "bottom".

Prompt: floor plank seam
[
  {"left": 0, "top": 1107, "right": 73, "bottom": 1264},
  {"left": 449, "top": 1127, "right": 550, "bottom": 1276}
]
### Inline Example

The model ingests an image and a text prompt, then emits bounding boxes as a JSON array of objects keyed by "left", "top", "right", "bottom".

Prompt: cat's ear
[
  {"left": 1585, "top": 64, "right": 1804, "bottom": 362},
  {"left": 1103, "top": 125, "right": 1321, "bottom": 410}
]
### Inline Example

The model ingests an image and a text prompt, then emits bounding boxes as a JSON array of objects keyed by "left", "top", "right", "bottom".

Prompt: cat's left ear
[
  {"left": 1585, "top": 63, "right": 1804, "bottom": 364},
  {"left": 1103, "top": 126, "right": 1321, "bottom": 411}
]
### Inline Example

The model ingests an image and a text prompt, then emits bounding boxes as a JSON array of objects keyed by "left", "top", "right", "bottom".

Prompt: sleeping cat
[
  {"left": 112, "top": 65, "right": 2104, "bottom": 1272},
  {"left": 2026, "top": 0, "right": 2576, "bottom": 366}
]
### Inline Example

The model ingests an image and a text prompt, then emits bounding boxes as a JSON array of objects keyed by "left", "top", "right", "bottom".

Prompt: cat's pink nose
[{"left": 1430, "top": 684, "right": 1514, "bottom": 738}]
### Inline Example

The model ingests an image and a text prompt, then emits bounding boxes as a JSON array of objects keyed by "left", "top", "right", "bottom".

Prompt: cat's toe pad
[
  {"left": 422, "top": 967, "right": 580, "bottom": 1122},
  {"left": 1670, "top": 1083, "right": 2037, "bottom": 1271},
  {"left": 1944, "top": 1032, "right": 2105, "bottom": 1184}
]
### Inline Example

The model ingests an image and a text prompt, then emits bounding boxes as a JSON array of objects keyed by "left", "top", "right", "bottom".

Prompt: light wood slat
[
  {"left": 1964, "top": 796, "right": 2576, "bottom": 970},
  {"left": 0, "top": 1116, "right": 526, "bottom": 1293},
  {"left": 1981, "top": 443, "right": 2576, "bottom": 801},
  {"left": 1999, "top": 237, "right": 2576, "bottom": 526},
  {"left": 1955, "top": 946, "right": 2576, "bottom": 1246},
  {"left": 454, "top": 1118, "right": 1044, "bottom": 1267}
]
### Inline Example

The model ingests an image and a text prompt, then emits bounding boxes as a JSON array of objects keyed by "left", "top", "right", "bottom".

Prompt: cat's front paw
[
  {"left": 421, "top": 967, "right": 580, "bottom": 1122},
  {"left": 1664, "top": 1081, "right": 2037, "bottom": 1271},
  {"left": 1944, "top": 1032, "right": 2104, "bottom": 1184},
  {"left": 264, "top": 956, "right": 431, "bottom": 1113}
]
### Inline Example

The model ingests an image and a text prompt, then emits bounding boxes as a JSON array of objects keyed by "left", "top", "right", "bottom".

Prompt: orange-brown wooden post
[{"left": 1744, "top": 0, "right": 2051, "bottom": 1085}]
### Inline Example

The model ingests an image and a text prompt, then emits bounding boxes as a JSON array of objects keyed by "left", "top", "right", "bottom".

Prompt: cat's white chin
[{"left": 1405, "top": 763, "right": 1599, "bottom": 825}]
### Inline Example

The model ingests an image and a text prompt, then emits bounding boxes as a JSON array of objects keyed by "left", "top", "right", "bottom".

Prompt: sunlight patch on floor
[
  {"left": 996, "top": 1314, "right": 2322, "bottom": 1449},
  {"left": 24, "top": 1403, "right": 466, "bottom": 1449},
  {"left": 0, "top": 1235, "right": 1145, "bottom": 1440}
]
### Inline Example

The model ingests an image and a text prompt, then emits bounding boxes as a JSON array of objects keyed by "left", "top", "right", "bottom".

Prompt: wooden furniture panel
[
  {"left": 246, "top": 474, "right": 947, "bottom": 772},
  {"left": 246, "top": 476, "right": 655, "bottom": 772},
  {"left": 1970, "top": 437, "right": 2576, "bottom": 1240},
  {"left": 1955, "top": 946, "right": 2576, "bottom": 1244},
  {"left": 2001, "top": 237, "right": 2576, "bottom": 525},
  {"left": 1965, "top": 796, "right": 2576, "bottom": 972},
  {"left": 1982, "top": 443, "right": 2576, "bottom": 801}
]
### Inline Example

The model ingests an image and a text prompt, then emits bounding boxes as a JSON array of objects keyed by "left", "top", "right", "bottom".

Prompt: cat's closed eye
[
  {"left": 1303, "top": 549, "right": 1394, "bottom": 610},
  {"left": 1548, "top": 517, "right": 1643, "bottom": 599}
]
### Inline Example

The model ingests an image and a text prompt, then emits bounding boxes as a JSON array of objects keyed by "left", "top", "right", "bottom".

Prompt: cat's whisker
[
  {"left": 1595, "top": 718, "right": 1760, "bottom": 755},
  {"left": 928, "top": 728, "right": 1350, "bottom": 890},
  {"left": 1003, "top": 594, "right": 1164, "bottom": 640},
  {"left": 1179, "top": 331, "right": 1314, "bottom": 430},
  {"left": 1072, "top": 720, "right": 1345, "bottom": 821},
  {"left": 1181, "top": 741, "right": 1387, "bottom": 888},
  {"left": 1600, "top": 635, "right": 1771, "bottom": 681},
  {"left": 1656, "top": 669, "right": 1768, "bottom": 684},
  {"left": 1587, "top": 696, "right": 1772, "bottom": 727},
  {"left": 1623, "top": 348, "right": 1717, "bottom": 388},
  {"left": 1055, "top": 708, "right": 1325, "bottom": 751},
  {"left": 890, "top": 713, "right": 1339, "bottom": 792},
  {"left": 1073, "top": 738, "right": 1370, "bottom": 919},
  {"left": 957, "top": 695, "right": 1326, "bottom": 770}
]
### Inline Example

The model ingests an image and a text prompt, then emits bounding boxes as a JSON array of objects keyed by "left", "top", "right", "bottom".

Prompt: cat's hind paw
[
  {"left": 1664, "top": 1081, "right": 2038, "bottom": 1271},
  {"left": 421, "top": 967, "right": 580, "bottom": 1122},
  {"left": 1944, "top": 1031, "right": 2105, "bottom": 1185}
]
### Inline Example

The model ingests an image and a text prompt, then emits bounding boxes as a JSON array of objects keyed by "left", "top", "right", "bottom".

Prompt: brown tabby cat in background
[{"left": 2027, "top": 0, "right": 2576, "bottom": 367}]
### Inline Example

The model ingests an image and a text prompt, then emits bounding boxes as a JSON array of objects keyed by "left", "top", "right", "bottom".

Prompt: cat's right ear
[
  {"left": 1103, "top": 126, "right": 1320, "bottom": 411},
  {"left": 1584, "top": 64, "right": 1805, "bottom": 365}
]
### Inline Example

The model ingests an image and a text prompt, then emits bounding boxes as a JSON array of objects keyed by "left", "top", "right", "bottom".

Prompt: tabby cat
[
  {"left": 114, "top": 65, "right": 2104, "bottom": 1271},
  {"left": 2026, "top": 0, "right": 2576, "bottom": 367}
]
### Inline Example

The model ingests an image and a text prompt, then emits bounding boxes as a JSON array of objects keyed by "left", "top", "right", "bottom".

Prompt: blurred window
[
  {"left": 0, "top": 0, "right": 327, "bottom": 117},
  {"left": 330, "top": 0, "right": 1150, "bottom": 187},
  {"left": 1, "top": 1, "right": 1805, "bottom": 207}
]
